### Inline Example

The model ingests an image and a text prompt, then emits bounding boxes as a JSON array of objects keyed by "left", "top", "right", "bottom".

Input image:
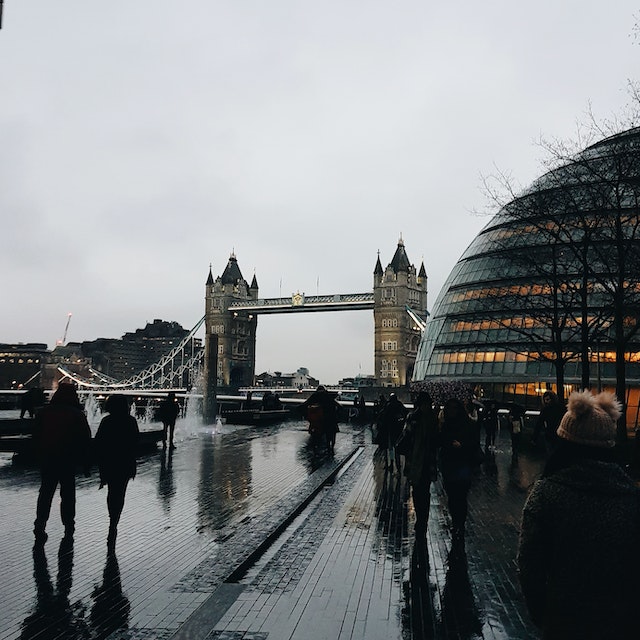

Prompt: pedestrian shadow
[
  {"left": 20, "top": 538, "right": 88, "bottom": 639},
  {"left": 404, "top": 539, "right": 437, "bottom": 638},
  {"left": 90, "top": 552, "right": 130, "bottom": 639},
  {"left": 441, "top": 545, "right": 484, "bottom": 639}
]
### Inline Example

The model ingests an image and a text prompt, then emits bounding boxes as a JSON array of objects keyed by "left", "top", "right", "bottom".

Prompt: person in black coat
[
  {"left": 158, "top": 392, "right": 179, "bottom": 450},
  {"left": 439, "top": 397, "right": 477, "bottom": 545},
  {"left": 377, "top": 393, "right": 407, "bottom": 473},
  {"left": 533, "top": 390, "right": 565, "bottom": 456},
  {"left": 300, "top": 386, "right": 340, "bottom": 452},
  {"left": 404, "top": 392, "right": 439, "bottom": 538},
  {"left": 518, "top": 390, "right": 640, "bottom": 639},
  {"left": 32, "top": 383, "right": 92, "bottom": 545},
  {"left": 95, "top": 394, "right": 139, "bottom": 551}
]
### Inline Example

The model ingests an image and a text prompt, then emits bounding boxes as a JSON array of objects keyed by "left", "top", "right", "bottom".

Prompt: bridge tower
[
  {"left": 204, "top": 253, "right": 258, "bottom": 390},
  {"left": 373, "top": 237, "right": 427, "bottom": 387}
]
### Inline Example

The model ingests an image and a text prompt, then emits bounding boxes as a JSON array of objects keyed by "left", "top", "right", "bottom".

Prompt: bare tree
[{"left": 481, "top": 125, "right": 640, "bottom": 440}]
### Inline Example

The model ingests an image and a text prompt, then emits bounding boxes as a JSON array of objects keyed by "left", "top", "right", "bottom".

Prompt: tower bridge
[
  {"left": 54, "top": 238, "right": 427, "bottom": 402},
  {"left": 203, "top": 237, "right": 428, "bottom": 414}
]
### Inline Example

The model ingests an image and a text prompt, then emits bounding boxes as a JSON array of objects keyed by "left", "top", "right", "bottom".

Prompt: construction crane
[{"left": 56, "top": 313, "right": 73, "bottom": 346}]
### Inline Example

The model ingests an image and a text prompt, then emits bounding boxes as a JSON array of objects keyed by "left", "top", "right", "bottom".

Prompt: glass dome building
[{"left": 413, "top": 127, "right": 640, "bottom": 419}]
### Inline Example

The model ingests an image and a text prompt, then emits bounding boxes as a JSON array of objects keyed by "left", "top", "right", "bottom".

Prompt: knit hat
[{"left": 556, "top": 390, "right": 622, "bottom": 448}]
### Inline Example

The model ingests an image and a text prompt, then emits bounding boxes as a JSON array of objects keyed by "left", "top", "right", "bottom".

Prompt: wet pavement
[{"left": 0, "top": 415, "right": 545, "bottom": 640}]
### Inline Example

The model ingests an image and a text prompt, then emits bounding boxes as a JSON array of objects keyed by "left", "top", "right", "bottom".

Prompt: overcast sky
[{"left": 2, "top": 1, "right": 639, "bottom": 384}]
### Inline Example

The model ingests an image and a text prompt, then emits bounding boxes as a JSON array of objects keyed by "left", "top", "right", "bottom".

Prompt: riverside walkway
[{"left": 0, "top": 415, "right": 544, "bottom": 640}]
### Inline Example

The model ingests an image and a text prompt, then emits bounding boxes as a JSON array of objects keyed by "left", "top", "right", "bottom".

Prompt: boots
[{"left": 107, "top": 525, "right": 117, "bottom": 552}]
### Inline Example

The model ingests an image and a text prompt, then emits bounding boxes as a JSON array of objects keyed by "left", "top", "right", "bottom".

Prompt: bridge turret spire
[
  {"left": 374, "top": 251, "right": 383, "bottom": 276},
  {"left": 206, "top": 264, "right": 214, "bottom": 286}
]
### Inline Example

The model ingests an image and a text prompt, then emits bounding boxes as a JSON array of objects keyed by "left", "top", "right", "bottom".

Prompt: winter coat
[
  {"left": 517, "top": 460, "right": 640, "bottom": 640},
  {"left": 158, "top": 399, "right": 179, "bottom": 424},
  {"left": 404, "top": 406, "right": 439, "bottom": 487},
  {"left": 301, "top": 390, "right": 340, "bottom": 436},
  {"left": 439, "top": 415, "right": 477, "bottom": 483},
  {"left": 32, "top": 403, "right": 92, "bottom": 473},
  {"left": 95, "top": 414, "right": 140, "bottom": 485},
  {"left": 377, "top": 398, "right": 407, "bottom": 447}
]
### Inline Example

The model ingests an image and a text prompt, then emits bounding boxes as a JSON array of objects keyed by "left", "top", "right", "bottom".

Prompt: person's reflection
[
  {"left": 158, "top": 448, "right": 176, "bottom": 514},
  {"left": 21, "top": 538, "right": 87, "bottom": 639},
  {"left": 90, "top": 552, "right": 130, "bottom": 639},
  {"left": 441, "top": 545, "right": 484, "bottom": 639},
  {"left": 406, "top": 539, "right": 437, "bottom": 638},
  {"left": 296, "top": 437, "right": 328, "bottom": 474}
]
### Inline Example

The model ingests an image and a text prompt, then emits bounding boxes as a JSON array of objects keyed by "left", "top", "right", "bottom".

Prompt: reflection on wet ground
[{"left": 0, "top": 415, "right": 544, "bottom": 640}]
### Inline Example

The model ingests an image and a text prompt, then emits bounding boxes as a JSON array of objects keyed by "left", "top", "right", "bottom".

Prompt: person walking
[
  {"left": 300, "top": 385, "right": 340, "bottom": 452},
  {"left": 508, "top": 403, "right": 525, "bottom": 465},
  {"left": 517, "top": 390, "right": 640, "bottom": 639},
  {"left": 32, "top": 383, "right": 92, "bottom": 546},
  {"left": 378, "top": 393, "right": 407, "bottom": 473},
  {"left": 95, "top": 394, "right": 140, "bottom": 552},
  {"left": 439, "top": 397, "right": 477, "bottom": 545},
  {"left": 404, "top": 392, "right": 439, "bottom": 539},
  {"left": 533, "top": 390, "right": 564, "bottom": 456},
  {"left": 158, "top": 392, "right": 179, "bottom": 450}
]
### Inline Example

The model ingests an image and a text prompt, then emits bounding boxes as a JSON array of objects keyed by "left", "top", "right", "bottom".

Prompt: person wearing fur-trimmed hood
[{"left": 517, "top": 390, "right": 640, "bottom": 639}]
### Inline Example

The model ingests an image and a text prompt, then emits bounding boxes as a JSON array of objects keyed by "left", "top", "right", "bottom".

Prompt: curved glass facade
[{"left": 414, "top": 127, "right": 640, "bottom": 390}]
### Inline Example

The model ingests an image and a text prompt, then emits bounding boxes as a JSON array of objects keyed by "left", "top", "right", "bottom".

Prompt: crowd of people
[
  {"left": 369, "top": 387, "right": 640, "bottom": 640},
  {"left": 27, "top": 381, "right": 640, "bottom": 638}
]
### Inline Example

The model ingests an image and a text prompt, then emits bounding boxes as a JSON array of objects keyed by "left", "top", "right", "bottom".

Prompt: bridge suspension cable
[{"left": 58, "top": 315, "right": 206, "bottom": 391}]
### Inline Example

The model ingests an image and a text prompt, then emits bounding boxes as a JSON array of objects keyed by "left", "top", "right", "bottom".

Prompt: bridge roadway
[{"left": 0, "top": 415, "right": 543, "bottom": 640}]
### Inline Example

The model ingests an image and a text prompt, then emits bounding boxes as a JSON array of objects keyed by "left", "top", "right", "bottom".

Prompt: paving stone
[{"left": 0, "top": 418, "right": 546, "bottom": 640}]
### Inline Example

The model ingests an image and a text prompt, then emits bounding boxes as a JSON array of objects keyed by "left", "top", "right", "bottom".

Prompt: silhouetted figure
[
  {"left": 518, "top": 390, "right": 640, "bottom": 639},
  {"left": 243, "top": 390, "right": 253, "bottom": 410},
  {"left": 508, "top": 403, "right": 525, "bottom": 465},
  {"left": 483, "top": 401, "right": 498, "bottom": 451},
  {"left": 95, "top": 394, "right": 139, "bottom": 552},
  {"left": 20, "top": 538, "right": 87, "bottom": 639},
  {"left": 32, "top": 383, "right": 91, "bottom": 545},
  {"left": 90, "top": 553, "right": 130, "bottom": 639},
  {"left": 158, "top": 392, "right": 179, "bottom": 449},
  {"left": 377, "top": 393, "right": 407, "bottom": 473},
  {"left": 300, "top": 385, "right": 340, "bottom": 452},
  {"left": 20, "top": 388, "right": 44, "bottom": 419},
  {"left": 439, "top": 397, "right": 476, "bottom": 545},
  {"left": 404, "top": 392, "right": 439, "bottom": 539},
  {"left": 533, "top": 390, "right": 564, "bottom": 456},
  {"left": 358, "top": 394, "right": 366, "bottom": 420}
]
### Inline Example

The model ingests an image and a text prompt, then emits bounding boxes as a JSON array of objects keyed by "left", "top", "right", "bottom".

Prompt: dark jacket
[
  {"left": 95, "top": 413, "right": 140, "bottom": 485},
  {"left": 404, "top": 405, "right": 439, "bottom": 486},
  {"left": 158, "top": 398, "right": 179, "bottom": 424},
  {"left": 32, "top": 400, "right": 92, "bottom": 473},
  {"left": 301, "top": 389, "right": 340, "bottom": 435},
  {"left": 439, "top": 413, "right": 476, "bottom": 482},
  {"left": 517, "top": 460, "right": 640, "bottom": 639},
  {"left": 377, "top": 397, "right": 407, "bottom": 446}
]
